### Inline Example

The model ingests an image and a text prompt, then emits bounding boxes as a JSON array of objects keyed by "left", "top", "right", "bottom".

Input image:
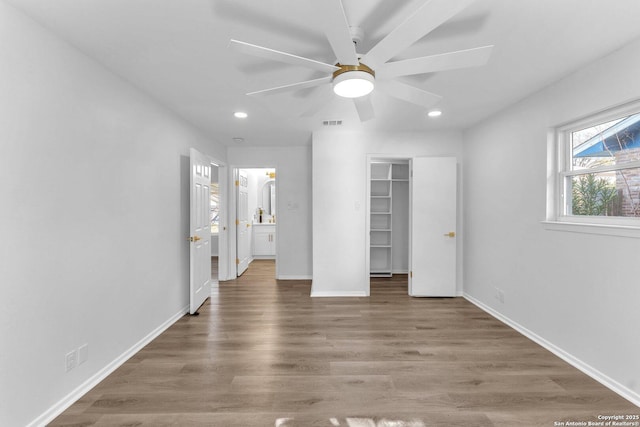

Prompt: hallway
[{"left": 51, "top": 261, "right": 637, "bottom": 426}]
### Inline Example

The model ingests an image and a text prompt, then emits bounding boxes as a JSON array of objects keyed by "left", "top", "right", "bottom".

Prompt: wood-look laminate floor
[
  {"left": 51, "top": 260, "right": 638, "bottom": 426},
  {"left": 211, "top": 256, "right": 218, "bottom": 285}
]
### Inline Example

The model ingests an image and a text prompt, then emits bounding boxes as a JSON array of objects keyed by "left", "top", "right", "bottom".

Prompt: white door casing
[
  {"left": 189, "top": 148, "right": 212, "bottom": 314},
  {"left": 409, "top": 157, "right": 457, "bottom": 297},
  {"left": 236, "top": 170, "right": 250, "bottom": 276}
]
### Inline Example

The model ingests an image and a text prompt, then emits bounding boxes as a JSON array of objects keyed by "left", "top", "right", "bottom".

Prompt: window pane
[
  {"left": 570, "top": 168, "right": 640, "bottom": 217},
  {"left": 572, "top": 113, "right": 640, "bottom": 170}
]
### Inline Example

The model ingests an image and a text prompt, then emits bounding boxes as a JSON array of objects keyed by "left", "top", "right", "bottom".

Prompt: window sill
[{"left": 542, "top": 220, "right": 640, "bottom": 239}]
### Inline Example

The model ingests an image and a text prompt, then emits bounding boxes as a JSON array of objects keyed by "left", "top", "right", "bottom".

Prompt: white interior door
[
  {"left": 410, "top": 157, "right": 457, "bottom": 297},
  {"left": 236, "top": 170, "right": 250, "bottom": 276},
  {"left": 189, "top": 148, "right": 212, "bottom": 314},
  {"left": 216, "top": 164, "right": 229, "bottom": 282}
]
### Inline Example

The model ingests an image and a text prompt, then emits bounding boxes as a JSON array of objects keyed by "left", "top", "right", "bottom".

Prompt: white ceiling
[{"left": 7, "top": 0, "right": 640, "bottom": 146}]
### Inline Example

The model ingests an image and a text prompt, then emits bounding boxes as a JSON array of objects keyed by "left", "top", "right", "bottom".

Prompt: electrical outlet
[
  {"left": 65, "top": 350, "right": 78, "bottom": 372},
  {"left": 78, "top": 344, "right": 88, "bottom": 365}
]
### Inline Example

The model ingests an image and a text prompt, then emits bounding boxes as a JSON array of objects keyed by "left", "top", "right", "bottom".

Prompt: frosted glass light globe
[{"left": 332, "top": 71, "right": 375, "bottom": 98}]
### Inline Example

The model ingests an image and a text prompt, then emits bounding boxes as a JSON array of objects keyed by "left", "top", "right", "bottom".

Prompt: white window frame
[{"left": 545, "top": 100, "right": 640, "bottom": 237}]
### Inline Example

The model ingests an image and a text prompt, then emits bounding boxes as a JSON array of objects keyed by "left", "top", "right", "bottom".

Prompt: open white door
[
  {"left": 216, "top": 164, "right": 229, "bottom": 282},
  {"left": 189, "top": 148, "right": 212, "bottom": 314},
  {"left": 236, "top": 170, "right": 250, "bottom": 276},
  {"left": 410, "top": 157, "right": 457, "bottom": 297}
]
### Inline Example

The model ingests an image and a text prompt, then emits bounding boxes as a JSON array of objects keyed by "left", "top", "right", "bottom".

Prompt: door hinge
[
  {"left": 235, "top": 219, "right": 240, "bottom": 225},
  {"left": 236, "top": 258, "right": 240, "bottom": 265},
  {"left": 410, "top": 271, "right": 413, "bottom": 278},
  {"left": 235, "top": 180, "right": 239, "bottom": 186}
]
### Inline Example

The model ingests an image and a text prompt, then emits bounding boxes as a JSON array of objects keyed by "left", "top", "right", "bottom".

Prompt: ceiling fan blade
[
  {"left": 229, "top": 39, "right": 339, "bottom": 74},
  {"left": 362, "top": 0, "right": 476, "bottom": 69},
  {"left": 316, "top": 0, "right": 359, "bottom": 66},
  {"left": 247, "top": 76, "right": 332, "bottom": 96},
  {"left": 353, "top": 95, "right": 375, "bottom": 122},
  {"left": 379, "top": 80, "right": 442, "bottom": 108},
  {"left": 376, "top": 45, "right": 494, "bottom": 79}
]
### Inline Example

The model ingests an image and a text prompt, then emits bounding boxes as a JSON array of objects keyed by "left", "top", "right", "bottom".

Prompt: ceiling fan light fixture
[
  {"left": 234, "top": 111, "right": 248, "bottom": 119},
  {"left": 427, "top": 110, "right": 442, "bottom": 118},
  {"left": 332, "top": 64, "right": 375, "bottom": 98}
]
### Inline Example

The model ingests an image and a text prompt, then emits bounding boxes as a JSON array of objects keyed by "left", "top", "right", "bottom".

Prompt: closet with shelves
[{"left": 369, "top": 160, "right": 409, "bottom": 277}]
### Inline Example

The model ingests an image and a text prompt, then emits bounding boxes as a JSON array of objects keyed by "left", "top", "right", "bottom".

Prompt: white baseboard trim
[
  {"left": 277, "top": 275, "right": 312, "bottom": 280},
  {"left": 310, "top": 290, "right": 368, "bottom": 297},
  {"left": 463, "top": 293, "right": 640, "bottom": 407},
  {"left": 28, "top": 305, "right": 189, "bottom": 427}
]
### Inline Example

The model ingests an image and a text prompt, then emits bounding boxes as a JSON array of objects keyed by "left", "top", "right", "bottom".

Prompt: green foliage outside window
[{"left": 572, "top": 173, "right": 618, "bottom": 216}]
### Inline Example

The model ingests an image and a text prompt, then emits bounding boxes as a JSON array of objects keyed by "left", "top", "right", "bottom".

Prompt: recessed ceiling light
[
  {"left": 234, "top": 111, "right": 248, "bottom": 119},
  {"left": 427, "top": 110, "right": 442, "bottom": 118}
]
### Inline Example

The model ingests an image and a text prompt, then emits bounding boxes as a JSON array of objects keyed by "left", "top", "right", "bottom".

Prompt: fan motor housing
[{"left": 332, "top": 62, "right": 375, "bottom": 79}]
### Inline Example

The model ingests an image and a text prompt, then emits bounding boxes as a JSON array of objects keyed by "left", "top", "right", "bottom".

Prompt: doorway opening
[
  {"left": 232, "top": 167, "right": 277, "bottom": 278},
  {"left": 367, "top": 157, "right": 411, "bottom": 295}
]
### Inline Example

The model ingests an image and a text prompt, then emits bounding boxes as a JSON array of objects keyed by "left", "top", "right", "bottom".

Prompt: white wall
[
  {"left": 0, "top": 4, "right": 225, "bottom": 426},
  {"left": 463, "top": 37, "right": 640, "bottom": 403},
  {"left": 227, "top": 146, "right": 312, "bottom": 279},
  {"left": 311, "top": 130, "right": 463, "bottom": 296}
]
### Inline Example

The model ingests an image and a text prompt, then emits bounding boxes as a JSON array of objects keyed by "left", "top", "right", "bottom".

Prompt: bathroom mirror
[{"left": 261, "top": 179, "right": 276, "bottom": 216}]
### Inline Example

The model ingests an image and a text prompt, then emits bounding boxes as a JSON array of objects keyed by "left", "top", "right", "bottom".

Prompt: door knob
[
  {"left": 188, "top": 235, "right": 201, "bottom": 242},
  {"left": 443, "top": 231, "right": 455, "bottom": 238}
]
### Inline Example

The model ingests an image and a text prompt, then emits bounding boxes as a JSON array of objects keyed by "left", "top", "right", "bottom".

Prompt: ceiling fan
[{"left": 229, "top": 0, "right": 493, "bottom": 121}]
